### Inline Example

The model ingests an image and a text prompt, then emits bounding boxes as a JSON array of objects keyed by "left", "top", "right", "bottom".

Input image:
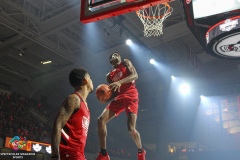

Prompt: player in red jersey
[
  {"left": 96, "top": 52, "right": 146, "bottom": 160},
  {"left": 51, "top": 68, "right": 93, "bottom": 160}
]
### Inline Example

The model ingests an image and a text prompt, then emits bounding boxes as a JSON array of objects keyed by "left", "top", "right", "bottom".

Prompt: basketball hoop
[{"left": 136, "top": 2, "right": 173, "bottom": 37}]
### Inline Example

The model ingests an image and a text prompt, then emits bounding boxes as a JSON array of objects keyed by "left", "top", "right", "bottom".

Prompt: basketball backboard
[{"left": 80, "top": 0, "right": 173, "bottom": 24}]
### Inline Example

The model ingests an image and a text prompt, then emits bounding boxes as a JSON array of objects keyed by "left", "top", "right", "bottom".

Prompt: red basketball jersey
[
  {"left": 109, "top": 61, "right": 137, "bottom": 95},
  {"left": 60, "top": 92, "right": 90, "bottom": 158}
]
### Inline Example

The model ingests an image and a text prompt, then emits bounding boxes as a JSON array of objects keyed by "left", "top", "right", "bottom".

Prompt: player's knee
[
  {"left": 129, "top": 128, "right": 137, "bottom": 135},
  {"left": 97, "top": 116, "right": 106, "bottom": 125},
  {"left": 97, "top": 116, "right": 103, "bottom": 124},
  {"left": 128, "top": 125, "right": 135, "bottom": 134}
]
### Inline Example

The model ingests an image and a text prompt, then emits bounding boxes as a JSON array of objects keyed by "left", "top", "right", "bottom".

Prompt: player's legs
[
  {"left": 97, "top": 99, "right": 125, "bottom": 160},
  {"left": 127, "top": 113, "right": 142, "bottom": 149},
  {"left": 127, "top": 113, "right": 146, "bottom": 160},
  {"left": 123, "top": 92, "right": 142, "bottom": 148},
  {"left": 124, "top": 91, "right": 146, "bottom": 159},
  {"left": 97, "top": 108, "right": 116, "bottom": 149}
]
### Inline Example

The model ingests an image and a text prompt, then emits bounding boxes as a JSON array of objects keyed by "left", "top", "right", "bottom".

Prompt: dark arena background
[{"left": 1, "top": 0, "right": 240, "bottom": 160}]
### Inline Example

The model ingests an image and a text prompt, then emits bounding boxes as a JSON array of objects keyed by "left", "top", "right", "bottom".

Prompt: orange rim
[{"left": 136, "top": 2, "right": 172, "bottom": 20}]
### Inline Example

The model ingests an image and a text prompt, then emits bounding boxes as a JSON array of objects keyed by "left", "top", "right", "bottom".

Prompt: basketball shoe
[
  {"left": 96, "top": 152, "right": 110, "bottom": 160},
  {"left": 137, "top": 149, "right": 146, "bottom": 160}
]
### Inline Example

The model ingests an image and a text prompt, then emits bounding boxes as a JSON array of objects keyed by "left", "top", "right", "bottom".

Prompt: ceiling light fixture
[
  {"left": 41, "top": 60, "right": 52, "bottom": 64},
  {"left": 19, "top": 52, "right": 24, "bottom": 56},
  {"left": 126, "top": 39, "right": 132, "bottom": 45},
  {"left": 149, "top": 58, "right": 155, "bottom": 64}
]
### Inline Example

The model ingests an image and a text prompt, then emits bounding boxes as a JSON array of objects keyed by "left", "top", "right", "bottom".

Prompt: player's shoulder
[
  {"left": 123, "top": 58, "right": 130, "bottom": 62},
  {"left": 67, "top": 94, "right": 81, "bottom": 103},
  {"left": 123, "top": 59, "right": 133, "bottom": 66},
  {"left": 123, "top": 58, "right": 131, "bottom": 64},
  {"left": 68, "top": 93, "right": 78, "bottom": 98}
]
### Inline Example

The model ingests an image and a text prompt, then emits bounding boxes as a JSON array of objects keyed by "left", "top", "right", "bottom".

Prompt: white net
[{"left": 136, "top": 2, "right": 173, "bottom": 37}]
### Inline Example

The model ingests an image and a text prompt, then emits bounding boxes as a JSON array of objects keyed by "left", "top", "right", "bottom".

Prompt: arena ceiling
[{"left": 1, "top": 0, "right": 239, "bottom": 98}]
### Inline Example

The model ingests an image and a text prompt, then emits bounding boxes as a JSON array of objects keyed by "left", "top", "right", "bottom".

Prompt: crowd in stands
[
  {"left": 0, "top": 91, "right": 138, "bottom": 159},
  {"left": 0, "top": 92, "right": 51, "bottom": 143}
]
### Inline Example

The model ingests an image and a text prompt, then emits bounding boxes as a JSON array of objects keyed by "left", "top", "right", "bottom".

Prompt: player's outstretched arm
[
  {"left": 120, "top": 59, "right": 138, "bottom": 83},
  {"left": 51, "top": 94, "right": 80, "bottom": 159}
]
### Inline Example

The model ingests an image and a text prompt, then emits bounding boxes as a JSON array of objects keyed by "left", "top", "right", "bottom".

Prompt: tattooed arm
[{"left": 51, "top": 94, "right": 80, "bottom": 159}]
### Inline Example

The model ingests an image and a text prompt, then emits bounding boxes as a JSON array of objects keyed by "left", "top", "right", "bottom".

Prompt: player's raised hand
[{"left": 109, "top": 81, "right": 121, "bottom": 92}]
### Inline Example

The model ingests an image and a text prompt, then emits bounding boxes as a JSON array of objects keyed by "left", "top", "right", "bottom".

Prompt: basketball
[{"left": 95, "top": 84, "right": 112, "bottom": 102}]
